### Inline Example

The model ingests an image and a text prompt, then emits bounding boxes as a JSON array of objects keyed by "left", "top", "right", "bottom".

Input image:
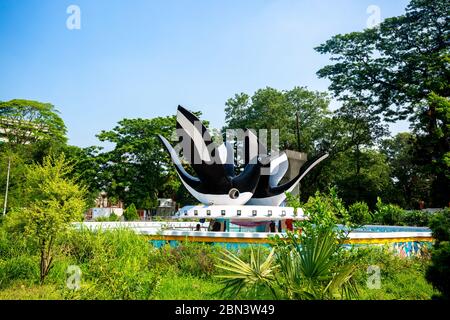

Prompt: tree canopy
[
  {"left": 224, "top": 86, "right": 330, "bottom": 154},
  {"left": 96, "top": 115, "right": 195, "bottom": 208},
  {"left": 315, "top": 0, "right": 449, "bottom": 207},
  {"left": 0, "top": 99, "right": 67, "bottom": 146}
]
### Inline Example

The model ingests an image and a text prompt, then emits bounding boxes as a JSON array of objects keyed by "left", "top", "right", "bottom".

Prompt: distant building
[
  {"left": 0, "top": 117, "right": 49, "bottom": 145},
  {"left": 155, "top": 198, "right": 177, "bottom": 216},
  {"left": 85, "top": 191, "right": 124, "bottom": 220}
]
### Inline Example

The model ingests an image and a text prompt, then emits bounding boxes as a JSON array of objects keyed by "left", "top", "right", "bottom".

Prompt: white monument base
[{"left": 175, "top": 204, "right": 305, "bottom": 221}]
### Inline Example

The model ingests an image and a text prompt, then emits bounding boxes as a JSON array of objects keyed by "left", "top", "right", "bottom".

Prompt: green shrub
[
  {"left": 302, "top": 187, "right": 354, "bottom": 232},
  {"left": 401, "top": 210, "right": 430, "bottom": 227},
  {"left": 347, "top": 246, "right": 436, "bottom": 300},
  {"left": 0, "top": 255, "right": 39, "bottom": 288},
  {"left": 235, "top": 245, "right": 271, "bottom": 264},
  {"left": 426, "top": 241, "right": 450, "bottom": 299},
  {"left": 373, "top": 197, "right": 405, "bottom": 225},
  {"left": 93, "top": 216, "right": 109, "bottom": 222},
  {"left": 124, "top": 204, "right": 139, "bottom": 221},
  {"left": 428, "top": 208, "right": 450, "bottom": 243},
  {"left": 348, "top": 202, "right": 372, "bottom": 225},
  {"left": 94, "top": 213, "right": 119, "bottom": 222},
  {"left": 149, "top": 242, "right": 220, "bottom": 279},
  {"left": 0, "top": 226, "right": 35, "bottom": 259},
  {"left": 60, "top": 228, "right": 161, "bottom": 299},
  {"left": 426, "top": 208, "right": 450, "bottom": 299},
  {"left": 109, "top": 212, "right": 120, "bottom": 221}
]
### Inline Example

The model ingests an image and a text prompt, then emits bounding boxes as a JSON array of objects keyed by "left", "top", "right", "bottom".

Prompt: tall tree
[
  {"left": 224, "top": 86, "right": 331, "bottom": 154},
  {"left": 0, "top": 99, "right": 67, "bottom": 146},
  {"left": 381, "top": 132, "right": 432, "bottom": 208},
  {"left": 6, "top": 154, "right": 86, "bottom": 283},
  {"left": 62, "top": 145, "right": 103, "bottom": 206},
  {"left": 0, "top": 99, "right": 68, "bottom": 213},
  {"left": 315, "top": 0, "right": 449, "bottom": 206},
  {"left": 301, "top": 102, "right": 390, "bottom": 206},
  {"left": 96, "top": 115, "right": 196, "bottom": 207}
]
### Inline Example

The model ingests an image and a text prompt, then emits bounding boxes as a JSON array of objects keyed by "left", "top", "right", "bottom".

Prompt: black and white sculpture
[{"left": 158, "top": 106, "right": 328, "bottom": 209}]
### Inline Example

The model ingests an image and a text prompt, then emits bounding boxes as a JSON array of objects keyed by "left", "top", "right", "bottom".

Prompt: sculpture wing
[
  {"left": 217, "top": 141, "right": 235, "bottom": 178},
  {"left": 268, "top": 152, "right": 289, "bottom": 187},
  {"left": 157, "top": 134, "right": 201, "bottom": 189},
  {"left": 270, "top": 153, "right": 329, "bottom": 194},
  {"left": 176, "top": 106, "right": 229, "bottom": 185}
]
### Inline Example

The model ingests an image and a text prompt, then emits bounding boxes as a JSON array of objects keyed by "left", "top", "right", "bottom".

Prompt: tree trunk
[{"left": 39, "top": 238, "right": 54, "bottom": 284}]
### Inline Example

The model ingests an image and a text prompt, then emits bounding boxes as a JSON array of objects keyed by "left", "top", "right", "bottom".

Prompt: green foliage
[
  {"left": 108, "top": 212, "right": 119, "bottom": 221},
  {"left": 62, "top": 145, "right": 103, "bottom": 205},
  {"left": 0, "top": 99, "right": 67, "bottom": 146},
  {"left": 216, "top": 228, "right": 359, "bottom": 300},
  {"left": 333, "top": 150, "right": 393, "bottom": 208},
  {"left": 217, "top": 190, "right": 359, "bottom": 300},
  {"left": 426, "top": 242, "right": 450, "bottom": 299},
  {"left": 402, "top": 210, "right": 430, "bottom": 227},
  {"left": 0, "top": 256, "right": 39, "bottom": 288},
  {"left": 96, "top": 115, "right": 196, "bottom": 207},
  {"left": 0, "top": 284, "right": 63, "bottom": 300},
  {"left": 224, "top": 86, "right": 330, "bottom": 153},
  {"left": 124, "top": 203, "right": 139, "bottom": 221},
  {"left": 93, "top": 212, "right": 120, "bottom": 222},
  {"left": 301, "top": 187, "right": 354, "bottom": 233},
  {"left": 348, "top": 202, "right": 372, "bottom": 225},
  {"left": 0, "top": 151, "right": 28, "bottom": 210},
  {"left": 61, "top": 228, "right": 161, "bottom": 300},
  {"left": 373, "top": 198, "right": 405, "bottom": 225},
  {"left": 149, "top": 242, "right": 221, "bottom": 279},
  {"left": 428, "top": 208, "right": 450, "bottom": 243},
  {"left": 284, "top": 192, "right": 301, "bottom": 213},
  {"left": 426, "top": 208, "right": 450, "bottom": 299},
  {"left": 11, "top": 154, "right": 87, "bottom": 283},
  {"left": 153, "top": 272, "right": 223, "bottom": 300},
  {"left": 381, "top": 133, "right": 431, "bottom": 209},
  {"left": 216, "top": 247, "right": 278, "bottom": 299},
  {"left": 277, "top": 227, "right": 358, "bottom": 300},
  {"left": 349, "top": 246, "right": 436, "bottom": 300},
  {"left": 316, "top": 0, "right": 449, "bottom": 207}
]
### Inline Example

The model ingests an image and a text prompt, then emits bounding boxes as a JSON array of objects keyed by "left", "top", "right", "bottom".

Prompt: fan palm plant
[
  {"left": 215, "top": 227, "right": 359, "bottom": 300},
  {"left": 215, "top": 246, "right": 279, "bottom": 299}
]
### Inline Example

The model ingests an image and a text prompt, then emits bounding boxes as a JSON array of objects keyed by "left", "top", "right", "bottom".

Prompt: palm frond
[{"left": 215, "top": 246, "right": 278, "bottom": 299}]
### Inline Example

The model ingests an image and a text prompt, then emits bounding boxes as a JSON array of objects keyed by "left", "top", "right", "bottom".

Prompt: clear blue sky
[{"left": 0, "top": 0, "right": 410, "bottom": 148}]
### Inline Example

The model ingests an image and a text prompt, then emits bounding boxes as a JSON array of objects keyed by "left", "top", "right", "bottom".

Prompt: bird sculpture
[{"left": 158, "top": 105, "right": 328, "bottom": 206}]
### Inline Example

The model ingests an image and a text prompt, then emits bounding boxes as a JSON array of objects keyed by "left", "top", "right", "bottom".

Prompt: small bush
[
  {"left": 402, "top": 210, "right": 430, "bottom": 227},
  {"left": 426, "top": 241, "right": 450, "bottom": 299},
  {"left": 94, "top": 213, "right": 119, "bottom": 222},
  {"left": 0, "top": 255, "right": 39, "bottom": 288},
  {"left": 124, "top": 204, "right": 139, "bottom": 221},
  {"left": 149, "top": 242, "right": 220, "bottom": 278},
  {"left": 60, "top": 228, "right": 161, "bottom": 299},
  {"left": 347, "top": 246, "right": 436, "bottom": 300},
  {"left": 348, "top": 202, "right": 372, "bottom": 225},
  {"left": 109, "top": 212, "right": 120, "bottom": 221},
  {"left": 373, "top": 197, "right": 405, "bottom": 225},
  {"left": 235, "top": 245, "right": 271, "bottom": 264},
  {"left": 426, "top": 208, "right": 450, "bottom": 299},
  {"left": 428, "top": 208, "right": 450, "bottom": 243},
  {"left": 302, "top": 187, "right": 353, "bottom": 231}
]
